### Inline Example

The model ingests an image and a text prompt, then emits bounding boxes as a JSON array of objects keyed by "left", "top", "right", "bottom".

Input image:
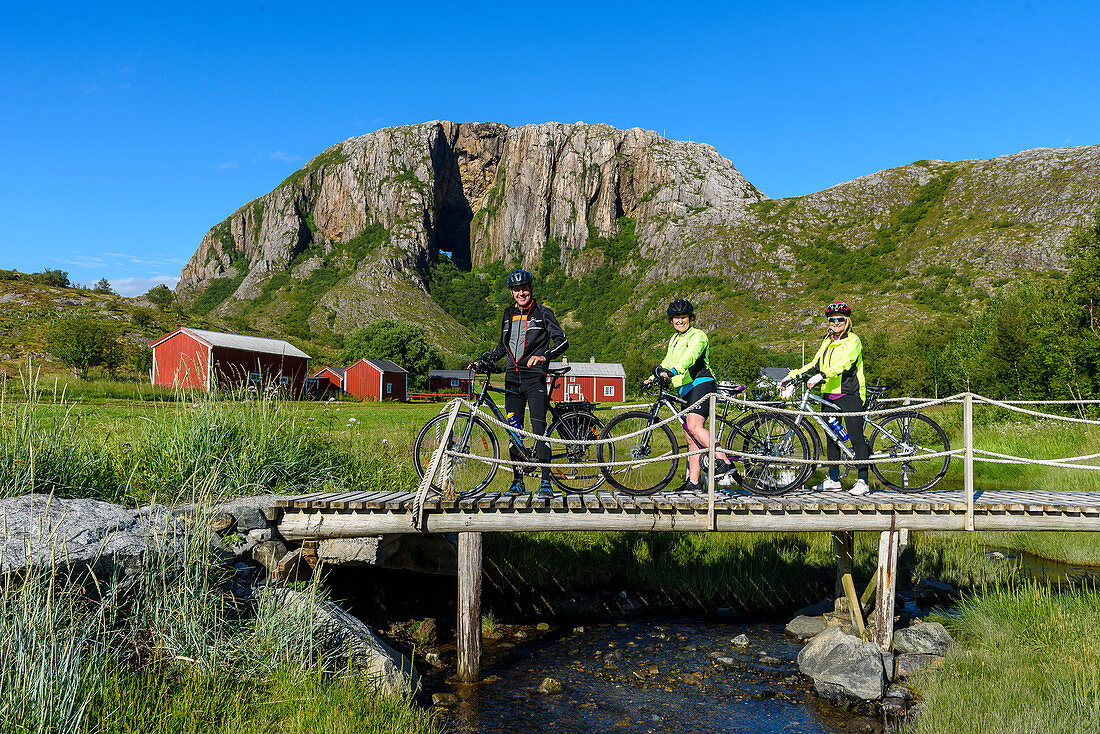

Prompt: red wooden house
[
  {"left": 428, "top": 369, "right": 474, "bottom": 393},
  {"left": 344, "top": 358, "right": 408, "bottom": 401},
  {"left": 547, "top": 358, "right": 626, "bottom": 403},
  {"left": 150, "top": 327, "right": 310, "bottom": 392},
  {"left": 311, "top": 366, "right": 345, "bottom": 391}
]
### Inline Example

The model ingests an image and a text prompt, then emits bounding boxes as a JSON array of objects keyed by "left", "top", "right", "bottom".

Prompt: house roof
[
  {"left": 759, "top": 367, "right": 790, "bottom": 382},
  {"left": 151, "top": 327, "right": 310, "bottom": 359},
  {"left": 312, "top": 366, "right": 345, "bottom": 378},
  {"left": 351, "top": 358, "right": 407, "bottom": 374},
  {"left": 430, "top": 369, "right": 475, "bottom": 379},
  {"left": 549, "top": 361, "right": 627, "bottom": 379}
]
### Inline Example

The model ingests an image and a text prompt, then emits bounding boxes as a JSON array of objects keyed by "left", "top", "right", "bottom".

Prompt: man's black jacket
[{"left": 482, "top": 301, "right": 568, "bottom": 375}]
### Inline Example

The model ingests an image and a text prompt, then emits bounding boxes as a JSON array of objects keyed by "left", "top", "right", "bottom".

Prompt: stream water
[{"left": 438, "top": 619, "right": 882, "bottom": 734}]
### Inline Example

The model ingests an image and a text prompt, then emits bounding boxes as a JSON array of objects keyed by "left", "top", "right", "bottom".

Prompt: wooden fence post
[
  {"left": 874, "top": 526, "right": 899, "bottom": 652},
  {"left": 707, "top": 392, "right": 717, "bottom": 531},
  {"left": 832, "top": 531, "right": 855, "bottom": 599},
  {"left": 456, "top": 531, "right": 482, "bottom": 682},
  {"left": 964, "top": 392, "right": 974, "bottom": 531}
]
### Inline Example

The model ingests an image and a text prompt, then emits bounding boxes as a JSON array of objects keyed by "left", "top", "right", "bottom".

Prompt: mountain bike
[
  {"left": 413, "top": 363, "right": 606, "bottom": 497},
  {"left": 784, "top": 376, "right": 951, "bottom": 491},
  {"left": 596, "top": 375, "right": 811, "bottom": 496}
]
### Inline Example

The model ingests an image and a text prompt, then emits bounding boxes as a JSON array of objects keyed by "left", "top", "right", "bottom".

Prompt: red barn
[
  {"left": 150, "top": 327, "right": 310, "bottom": 392},
  {"left": 311, "top": 366, "right": 345, "bottom": 391},
  {"left": 344, "top": 358, "right": 408, "bottom": 401},
  {"left": 428, "top": 369, "right": 474, "bottom": 393},
  {"left": 547, "top": 358, "right": 626, "bottom": 403}
]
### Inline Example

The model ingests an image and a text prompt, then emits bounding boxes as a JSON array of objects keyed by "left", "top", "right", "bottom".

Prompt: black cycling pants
[
  {"left": 505, "top": 372, "right": 549, "bottom": 480},
  {"left": 825, "top": 393, "right": 869, "bottom": 482}
]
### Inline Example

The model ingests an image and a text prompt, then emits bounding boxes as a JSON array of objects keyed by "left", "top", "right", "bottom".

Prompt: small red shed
[
  {"left": 428, "top": 369, "right": 474, "bottom": 394},
  {"left": 150, "top": 327, "right": 310, "bottom": 392},
  {"left": 311, "top": 366, "right": 345, "bottom": 391},
  {"left": 547, "top": 358, "right": 626, "bottom": 403},
  {"left": 344, "top": 358, "right": 408, "bottom": 402}
]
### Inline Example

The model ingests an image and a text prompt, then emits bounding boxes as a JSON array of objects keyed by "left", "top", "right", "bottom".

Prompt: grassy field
[{"left": 7, "top": 375, "right": 1100, "bottom": 733}]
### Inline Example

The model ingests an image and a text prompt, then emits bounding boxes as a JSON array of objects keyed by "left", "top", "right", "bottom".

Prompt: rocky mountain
[{"left": 176, "top": 121, "right": 1100, "bottom": 353}]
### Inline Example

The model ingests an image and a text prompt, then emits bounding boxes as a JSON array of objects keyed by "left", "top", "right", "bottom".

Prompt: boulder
[
  {"left": 536, "top": 677, "right": 563, "bottom": 695},
  {"left": 785, "top": 615, "right": 826, "bottom": 641},
  {"left": 893, "top": 621, "right": 954, "bottom": 656},
  {"left": 272, "top": 588, "right": 418, "bottom": 696},
  {"left": 213, "top": 495, "right": 281, "bottom": 531},
  {"left": 0, "top": 494, "right": 182, "bottom": 575},
  {"left": 797, "top": 627, "right": 888, "bottom": 701}
]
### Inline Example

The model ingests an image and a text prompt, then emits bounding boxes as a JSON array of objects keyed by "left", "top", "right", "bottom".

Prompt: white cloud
[
  {"left": 51, "top": 255, "right": 105, "bottom": 268},
  {"left": 112, "top": 275, "right": 180, "bottom": 298},
  {"left": 252, "top": 150, "right": 301, "bottom": 163},
  {"left": 216, "top": 161, "right": 239, "bottom": 171}
]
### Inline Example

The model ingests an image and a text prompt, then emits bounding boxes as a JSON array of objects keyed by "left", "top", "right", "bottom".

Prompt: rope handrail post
[
  {"left": 964, "top": 392, "right": 975, "bottom": 531},
  {"left": 414, "top": 399, "right": 463, "bottom": 531},
  {"left": 707, "top": 392, "right": 716, "bottom": 531}
]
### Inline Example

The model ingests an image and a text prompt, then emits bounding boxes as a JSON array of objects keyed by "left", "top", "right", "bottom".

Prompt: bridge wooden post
[
  {"left": 707, "top": 393, "right": 717, "bottom": 530},
  {"left": 873, "top": 525, "right": 900, "bottom": 652},
  {"left": 832, "top": 531, "right": 855, "bottom": 598},
  {"left": 456, "top": 531, "right": 482, "bottom": 682},
  {"left": 964, "top": 392, "right": 975, "bottom": 531}
]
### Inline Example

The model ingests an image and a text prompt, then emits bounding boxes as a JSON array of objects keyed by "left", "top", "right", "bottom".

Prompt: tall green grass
[
  {"left": 0, "top": 373, "right": 416, "bottom": 504},
  {"left": 908, "top": 583, "right": 1100, "bottom": 734},
  {"left": 0, "top": 513, "right": 438, "bottom": 734}
]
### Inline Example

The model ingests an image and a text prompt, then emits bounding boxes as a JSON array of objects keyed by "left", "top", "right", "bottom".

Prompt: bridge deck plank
[{"left": 274, "top": 489, "right": 1100, "bottom": 535}]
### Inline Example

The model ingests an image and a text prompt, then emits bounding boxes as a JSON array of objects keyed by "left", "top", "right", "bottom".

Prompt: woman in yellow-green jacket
[
  {"left": 782, "top": 301, "right": 870, "bottom": 496},
  {"left": 643, "top": 299, "right": 735, "bottom": 492}
]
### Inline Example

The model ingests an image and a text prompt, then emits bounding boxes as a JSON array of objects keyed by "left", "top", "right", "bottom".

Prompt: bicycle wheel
[
  {"left": 869, "top": 412, "right": 950, "bottom": 492},
  {"left": 597, "top": 410, "right": 679, "bottom": 495},
  {"left": 547, "top": 411, "right": 605, "bottom": 494},
  {"left": 413, "top": 410, "right": 499, "bottom": 496},
  {"left": 726, "top": 412, "right": 812, "bottom": 496}
]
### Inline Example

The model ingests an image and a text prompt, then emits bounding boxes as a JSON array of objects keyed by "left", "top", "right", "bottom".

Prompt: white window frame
[{"left": 604, "top": 385, "right": 615, "bottom": 397}]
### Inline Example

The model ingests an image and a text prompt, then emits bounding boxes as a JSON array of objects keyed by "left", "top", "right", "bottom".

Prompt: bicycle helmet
[
  {"left": 667, "top": 298, "right": 694, "bottom": 318},
  {"left": 507, "top": 269, "right": 533, "bottom": 288},
  {"left": 824, "top": 301, "right": 851, "bottom": 318}
]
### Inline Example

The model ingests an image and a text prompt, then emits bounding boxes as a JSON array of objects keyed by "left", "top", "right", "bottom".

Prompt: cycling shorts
[{"left": 683, "top": 380, "right": 717, "bottom": 417}]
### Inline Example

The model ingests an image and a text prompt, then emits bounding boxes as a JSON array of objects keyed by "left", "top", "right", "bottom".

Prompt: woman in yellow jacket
[
  {"left": 644, "top": 299, "right": 735, "bottom": 492},
  {"left": 783, "top": 301, "right": 870, "bottom": 496}
]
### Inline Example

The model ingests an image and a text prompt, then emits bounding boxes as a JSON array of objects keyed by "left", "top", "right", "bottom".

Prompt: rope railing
[{"left": 412, "top": 390, "right": 1100, "bottom": 531}]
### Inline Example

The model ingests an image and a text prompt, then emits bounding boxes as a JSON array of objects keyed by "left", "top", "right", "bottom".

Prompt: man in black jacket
[{"left": 478, "top": 269, "right": 569, "bottom": 498}]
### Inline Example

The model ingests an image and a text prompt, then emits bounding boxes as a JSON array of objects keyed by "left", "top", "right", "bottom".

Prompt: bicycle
[
  {"left": 412, "top": 363, "right": 606, "bottom": 497},
  {"left": 783, "top": 376, "right": 951, "bottom": 491},
  {"left": 596, "top": 375, "right": 812, "bottom": 496}
]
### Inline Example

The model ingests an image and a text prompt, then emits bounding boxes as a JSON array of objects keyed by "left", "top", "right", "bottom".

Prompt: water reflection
[{"left": 440, "top": 620, "right": 879, "bottom": 734}]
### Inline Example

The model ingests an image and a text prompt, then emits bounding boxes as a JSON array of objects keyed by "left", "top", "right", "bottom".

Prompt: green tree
[
  {"left": 338, "top": 319, "right": 443, "bottom": 390},
  {"left": 93, "top": 278, "right": 116, "bottom": 295},
  {"left": 710, "top": 334, "right": 767, "bottom": 386},
  {"left": 145, "top": 284, "right": 175, "bottom": 309},
  {"left": 1063, "top": 205, "right": 1100, "bottom": 339},
  {"left": 46, "top": 312, "right": 124, "bottom": 379}
]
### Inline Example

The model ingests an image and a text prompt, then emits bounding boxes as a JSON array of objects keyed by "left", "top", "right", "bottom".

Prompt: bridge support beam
[
  {"left": 456, "top": 531, "right": 482, "bottom": 682},
  {"left": 832, "top": 531, "right": 855, "bottom": 599},
  {"left": 874, "top": 527, "right": 900, "bottom": 652}
]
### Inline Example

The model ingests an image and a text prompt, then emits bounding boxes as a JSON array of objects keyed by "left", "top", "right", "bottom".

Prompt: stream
[{"left": 438, "top": 619, "right": 882, "bottom": 734}]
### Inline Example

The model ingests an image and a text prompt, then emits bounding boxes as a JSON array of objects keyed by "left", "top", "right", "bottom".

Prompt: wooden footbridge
[{"left": 273, "top": 392, "right": 1100, "bottom": 681}]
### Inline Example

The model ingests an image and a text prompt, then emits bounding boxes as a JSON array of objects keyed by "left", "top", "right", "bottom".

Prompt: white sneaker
[
  {"left": 811, "top": 479, "right": 843, "bottom": 492},
  {"left": 849, "top": 479, "right": 871, "bottom": 496}
]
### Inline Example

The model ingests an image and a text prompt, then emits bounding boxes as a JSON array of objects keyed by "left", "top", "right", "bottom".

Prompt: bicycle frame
[{"left": 790, "top": 385, "right": 920, "bottom": 462}]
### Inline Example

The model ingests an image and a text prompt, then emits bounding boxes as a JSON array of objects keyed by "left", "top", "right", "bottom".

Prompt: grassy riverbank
[
  {"left": 0, "top": 519, "right": 438, "bottom": 734},
  {"left": 908, "top": 583, "right": 1100, "bottom": 734}
]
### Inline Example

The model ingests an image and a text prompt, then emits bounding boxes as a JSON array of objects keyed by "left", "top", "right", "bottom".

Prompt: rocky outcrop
[
  {"left": 0, "top": 494, "right": 182, "bottom": 575},
  {"left": 176, "top": 121, "right": 1100, "bottom": 348}
]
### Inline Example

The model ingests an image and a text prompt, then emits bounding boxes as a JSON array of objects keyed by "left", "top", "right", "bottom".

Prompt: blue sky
[{"left": 2, "top": 1, "right": 1098, "bottom": 296}]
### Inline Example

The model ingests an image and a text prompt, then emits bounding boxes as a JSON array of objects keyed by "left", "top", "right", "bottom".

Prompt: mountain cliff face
[{"left": 176, "top": 121, "right": 1100, "bottom": 352}]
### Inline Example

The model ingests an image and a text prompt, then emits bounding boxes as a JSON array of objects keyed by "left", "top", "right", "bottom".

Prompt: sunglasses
[{"left": 827, "top": 317, "right": 848, "bottom": 324}]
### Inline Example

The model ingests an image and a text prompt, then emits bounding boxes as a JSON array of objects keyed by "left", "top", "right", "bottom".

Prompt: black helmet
[
  {"left": 825, "top": 301, "right": 852, "bottom": 318},
  {"left": 667, "top": 299, "right": 694, "bottom": 318},
  {"left": 507, "top": 269, "right": 533, "bottom": 288}
]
